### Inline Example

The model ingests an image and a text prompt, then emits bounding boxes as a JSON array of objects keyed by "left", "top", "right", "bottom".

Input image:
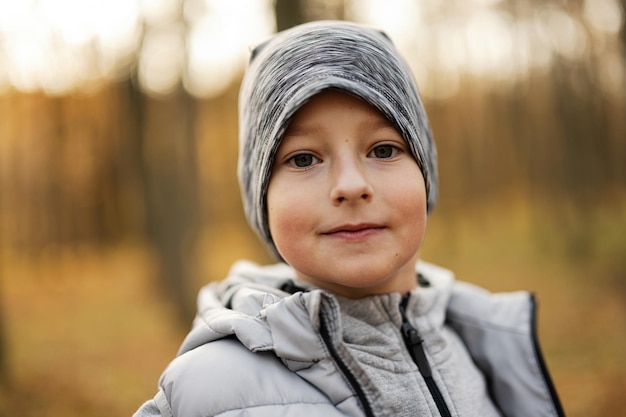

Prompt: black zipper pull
[
  {"left": 400, "top": 292, "right": 453, "bottom": 417},
  {"left": 400, "top": 294, "right": 432, "bottom": 378},
  {"left": 401, "top": 321, "right": 432, "bottom": 378}
]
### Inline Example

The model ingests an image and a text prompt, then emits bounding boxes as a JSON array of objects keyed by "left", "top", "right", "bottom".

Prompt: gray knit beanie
[{"left": 238, "top": 20, "right": 438, "bottom": 259}]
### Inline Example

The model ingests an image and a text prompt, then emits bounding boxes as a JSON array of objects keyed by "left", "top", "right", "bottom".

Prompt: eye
[
  {"left": 369, "top": 144, "right": 398, "bottom": 159},
  {"left": 287, "top": 153, "right": 321, "bottom": 168}
]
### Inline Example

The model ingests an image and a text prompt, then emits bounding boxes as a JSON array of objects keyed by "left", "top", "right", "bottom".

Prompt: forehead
[{"left": 284, "top": 90, "right": 399, "bottom": 136}]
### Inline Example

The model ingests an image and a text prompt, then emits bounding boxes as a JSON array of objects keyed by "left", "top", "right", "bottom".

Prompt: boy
[{"left": 134, "top": 21, "right": 564, "bottom": 417}]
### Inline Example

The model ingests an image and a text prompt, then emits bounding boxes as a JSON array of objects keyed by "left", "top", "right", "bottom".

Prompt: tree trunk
[
  {"left": 0, "top": 244, "right": 6, "bottom": 384},
  {"left": 125, "top": 78, "right": 198, "bottom": 326},
  {"left": 275, "top": 0, "right": 306, "bottom": 31}
]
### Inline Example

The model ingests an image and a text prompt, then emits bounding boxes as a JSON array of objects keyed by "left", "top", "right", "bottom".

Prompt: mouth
[{"left": 321, "top": 223, "right": 385, "bottom": 240}]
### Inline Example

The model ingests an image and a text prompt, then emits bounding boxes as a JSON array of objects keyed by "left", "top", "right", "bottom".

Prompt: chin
[{"left": 325, "top": 268, "right": 415, "bottom": 296}]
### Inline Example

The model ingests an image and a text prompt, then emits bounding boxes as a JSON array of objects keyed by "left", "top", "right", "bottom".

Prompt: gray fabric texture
[
  {"left": 335, "top": 294, "right": 501, "bottom": 417},
  {"left": 133, "top": 261, "right": 563, "bottom": 417},
  {"left": 238, "top": 20, "right": 438, "bottom": 258}
]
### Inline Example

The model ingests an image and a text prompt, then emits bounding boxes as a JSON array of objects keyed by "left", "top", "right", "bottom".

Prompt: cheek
[
  {"left": 267, "top": 180, "right": 316, "bottom": 251},
  {"left": 392, "top": 176, "right": 428, "bottom": 236},
  {"left": 268, "top": 201, "right": 307, "bottom": 237},
  {"left": 402, "top": 184, "right": 427, "bottom": 219}
]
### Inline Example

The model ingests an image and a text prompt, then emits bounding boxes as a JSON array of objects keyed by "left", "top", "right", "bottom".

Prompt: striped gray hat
[{"left": 238, "top": 20, "right": 438, "bottom": 258}]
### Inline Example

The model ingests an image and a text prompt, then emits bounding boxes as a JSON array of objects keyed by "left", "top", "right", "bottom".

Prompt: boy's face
[{"left": 267, "top": 90, "right": 427, "bottom": 298}]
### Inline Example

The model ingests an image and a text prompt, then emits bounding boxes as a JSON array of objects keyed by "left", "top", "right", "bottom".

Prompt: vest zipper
[
  {"left": 400, "top": 293, "right": 452, "bottom": 417},
  {"left": 319, "top": 310, "right": 376, "bottom": 417}
]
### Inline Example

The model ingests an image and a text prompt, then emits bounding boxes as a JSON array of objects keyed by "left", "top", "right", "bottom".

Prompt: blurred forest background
[{"left": 0, "top": 0, "right": 625, "bottom": 416}]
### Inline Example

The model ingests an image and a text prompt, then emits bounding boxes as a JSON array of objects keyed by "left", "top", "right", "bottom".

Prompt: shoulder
[
  {"left": 159, "top": 338, "right": 332, "bottom": 417},
  {"left": 448, "top": 279, "right": 533, "bottom": 331},
  {"left": 445, "top": 281, "right": 565, "bottom": 417}
]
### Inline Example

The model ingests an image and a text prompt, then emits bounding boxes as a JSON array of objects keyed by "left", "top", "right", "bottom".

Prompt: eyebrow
[
  {"left": 284, "top": 117, "right": 397, "bottom": 140},
  {"left": 283, "top": 124, "right": 323, "bottom": 139},
  {"left": 365, "top": 117, "right": 397, "bottom": 132}
]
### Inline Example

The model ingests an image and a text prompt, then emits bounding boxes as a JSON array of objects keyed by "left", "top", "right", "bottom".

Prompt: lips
[{"left": 322, "top": 223, "right": 385, "bottom": 239}]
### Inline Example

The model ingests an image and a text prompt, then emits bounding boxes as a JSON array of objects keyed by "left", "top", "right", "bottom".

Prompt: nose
[{"left": 330, "top": 156, "right": 374, "bottom": 205}]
